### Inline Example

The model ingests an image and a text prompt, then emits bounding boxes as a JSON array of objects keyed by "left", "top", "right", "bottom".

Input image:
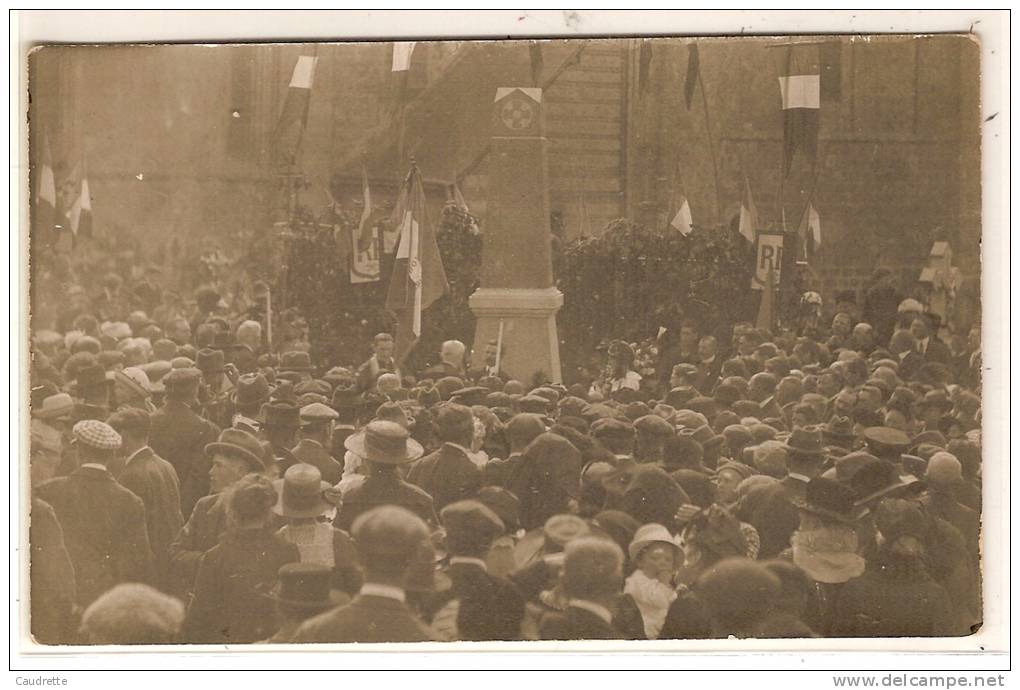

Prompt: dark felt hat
[
  {"left": 783, "top": 425, "right": 827, "bottom": 457},
  {"left": 441, "top": 500, "right": 505, "bottom": 555},
  {"left": 204, "top": 427, "right": 266, "bottom": 472},
  {"left": 74, "top": 363, "right": 115, "bottom": 393},
  {"left": 792, "top": 476, "right": 861, "bottom": 524},
  {"left": 195, "top": 348, "right": 225, "bottom": 374},
  {"left": 264, "top": 401, "right": 301, "bottom": 429},
  {"left": 233, "top": 373, "right": 271, "bottom": 407},
  {"left": 850, "top": 458, "right": 920, "bottom": 506},
  {"left": 279, "top": 350, "right": 314, "bottom": 372}
]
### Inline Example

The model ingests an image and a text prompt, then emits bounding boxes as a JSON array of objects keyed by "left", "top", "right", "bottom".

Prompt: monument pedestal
[
  {"left": 469, "top": 287, "right": 563, "bottom": 384},
  {"left": 470, "top": 86, "right": 563, "bottom": 384}
]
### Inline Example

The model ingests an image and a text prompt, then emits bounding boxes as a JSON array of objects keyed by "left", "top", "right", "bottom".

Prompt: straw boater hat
[
  {"left": 33, "top": 392, "right": 74, "bottom": 421},
  {"left": 344, "top": 420, "right": 423, "bottom": 465},
  {"left": 272, "top": 464, "right": 333, "bottom": 519}
]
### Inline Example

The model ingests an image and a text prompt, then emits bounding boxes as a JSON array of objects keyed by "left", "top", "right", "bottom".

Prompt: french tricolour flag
[{"left": 778, "top": 44, "right": 820, "bottom": 176}]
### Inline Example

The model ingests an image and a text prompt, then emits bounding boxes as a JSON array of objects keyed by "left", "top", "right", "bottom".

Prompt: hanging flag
[
  {"left": 799, "top": 202, "right": 822, "bottom": 250},
  {"left": 778, "top": 43, "right": 820, "bottom": 176},
  {"left": 350, "top": 224, "right": 380, "bottom": 284},
  {"left": 738, "top": 176, "right": 758, "bottom": 243},
  {"left": 392, "top": 42, "right": 415, "bottom": 72},
  {"left": 356, "top": 166, "right": 374, "bottom": 252},
  {"left": 638, "top": 41, "right": 653, "bottom": 93},
  {"left": 67, "top": 169, "right": 93, "bottom": 239},
  {"left": 670, "top": 196, "right": 694, "bottom": 237},
  {"left": 34, "top": 135, "right": 57, "bottom": 234},
  {"left": 391, "top": 41, "right": 416, "bottom": 115},
  {"left": 385, "top": 164, "right": 449, "bottom": 364},
  {"left": 271, "top": 54, "right": 318, "bottom": 167},
  {"left": 529, "top": 42, "right": 544, "bottom": 87},
  {"left": 684, "top": 43, "right": 700, "bottom": 110}
]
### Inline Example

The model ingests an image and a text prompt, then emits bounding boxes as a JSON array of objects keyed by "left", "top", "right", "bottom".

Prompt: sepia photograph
[{"left": 11, "top": 9, "right": 1010, "bottom": 676}]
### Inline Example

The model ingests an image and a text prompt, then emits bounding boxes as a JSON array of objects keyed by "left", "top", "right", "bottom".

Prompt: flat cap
[
  {"left": 590, "top": 417, "right": 636, "bottom": 440},
  {"left": 674, "top": 409, "right": 710, "bottom": 431},
  {"left": 300, "top": 402, "right": 339, "bottom": 423},
  {"left": 294, "top": 379, "right": 332, "bottom": 397},
  {"left": 73, "top": 419, "right": 122, "bottom": 451},
  {"left": 863, "top": 426, "right": 911, "bottom": 452},
  {"left": 634, "top": 414, "right": 675, "bottom": 438}
]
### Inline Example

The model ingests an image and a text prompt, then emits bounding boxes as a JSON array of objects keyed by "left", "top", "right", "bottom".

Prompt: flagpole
[{"left": 695, "top": 63, "right": 724, "bottom": 222}]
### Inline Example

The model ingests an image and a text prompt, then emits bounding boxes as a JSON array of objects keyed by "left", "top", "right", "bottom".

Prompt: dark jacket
[
  {"left": 920, "top": 337, "right": 953, "bottom": 366},
  {"left": 659, "top": 589, "right": 714, "bottom": 639},
  {"left": 735, "top": 475, "right": 805, "bottom": 560},
  {"left": 292, "top": 593, "right": 435, "bottom": 643},
  {"left": 290, "top": 439, "right": 343, "bottom": 485},
  {"left": 430, "top": 561, "right": 525, "bottom": 641},
  {"left": 539, "top": 604, "right": 621, "bottom": 640},
  {"left": 169, "top": 493, "right": 229, "bottom": 597},
  {"left": 184, "top": 527, "right": 299, "bottom": 644},
  {"left": 149, "top": 400, "right": 221, "bottom": 517},
  {"left": 35, "top": 465, "right": 154, "bottom": 607},
  {"left": 833, "top": 559, "right": 955, "bottom": 637},
  {"left": 355, "top": 355, "right": 400, "bottom": 393},
  {"left": 897, "top": 351, "right": 926, "bottom": 382},
  {"left": 406, "top": 443, "right": 483, "bottom": 512},
  {"left": 30, "top": 498, "right": 77, "bottom": 644},
  {"left": 111, "top": 446, "right": 184, "bottom": 589},
  {"left": 483, "top": 452, "right": 522, "bottom": 489},
  {"left": 334, "top": 470, "right": 437, "bottom": 532}
]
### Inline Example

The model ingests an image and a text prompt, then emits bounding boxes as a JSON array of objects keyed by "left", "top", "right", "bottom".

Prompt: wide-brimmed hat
[
  {"left": 850, "top": 458, "right": 919, "bottom": 506},
  {"left": 204, "top": 427, "right": 266, "bottom": 472},
  {"left": 263, "top": 401, "right": 301, "bottom": 429},
  {"left": 344, "top": 420, "right": 423, "bottom": 465},
  {"left": 783, "top": 425, "right": 827, "bottom": 457},
  {"left": 272, "top": 562, "right": 349, "bottom": 609},
  {"left": 792, "top": 477, "right": 861, "bottom": 524},
  {"left": 822, "top": 416, "right": 856, "bottom": 444},
  {"left": 627, "top": 523, "right": 681, "bottom": 563},
  {"left": 279, "top": 350, "right": 315, "bottom": 372},
  {"left": 34, "top": 392, "right": 74, "bottom": 420},
  {"left": 272, "top": 464, "right": 333, "bottom": 519}
]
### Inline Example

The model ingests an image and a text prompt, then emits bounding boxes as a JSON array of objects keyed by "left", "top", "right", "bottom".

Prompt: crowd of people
[{"left": 27, "top": 264, "right": 983, "bottom": 645}]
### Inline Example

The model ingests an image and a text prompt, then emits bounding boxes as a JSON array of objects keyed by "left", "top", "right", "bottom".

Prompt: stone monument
[{"left": 469, "top": 87, "right": 563, "bottom": 384}]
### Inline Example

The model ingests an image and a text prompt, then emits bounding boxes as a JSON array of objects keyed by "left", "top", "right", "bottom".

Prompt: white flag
[
  {"left": 392, "top": 42, "right": 416, "bottom": 72},
  {"left": 804, "top": 203, "right": 822, "bottom": 246},
  {"left": 670, "top": 196, "right": 694, "bottom": 236},
  {"left": 739, "top": 177, "right": 757, "bottom": 243}
]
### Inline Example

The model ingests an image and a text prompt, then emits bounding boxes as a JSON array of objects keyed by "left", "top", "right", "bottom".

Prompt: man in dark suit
[
  {"left": 30, "top": 498, "right": 77, "bottom": 644},
  {"left": 148, "top": 367, "right": 220, "bottom": 516},
  {"left": 911, "top": 315, "right": 953, "bottom": 366},
  {"left": 335, "top": 421, "right": 436, "bottom": 531},
  {"left": 107, "top": 408, "right": 184, "bottom": 592},
  {"left": 467, "top": 339, "right": 507, "bottom": 383},
  {"left": 406, "top": 403, "right": 483, "bottom": 511},
  {"left": 291, "top": 402, "right": 343, "bottom": 484},
  {"left": 693, "top": 335, "right": 723, "bottom": 395},
  {"left": 168, "top": 427, "right": 266, "bottom": 597},
  {"left": 890, "top": 329, "right": 925, "bottom": 382},
  {"left": 355, "top": 333, "right": 401, "bottom": 393},
  {"left": 428, "top": 500, "right": 525, "bottom": 640},
  {"left": 35, "top": 420, "right": 154, "bottom": 608},
  {"left": 293, "top": 506, "right": 436, "bottom": 643},
  {"left": 418, "top": 339, "right": 467, "bottom": 381},
  {"left": 483, "top": 413, "right": 545, "bottom": 488},
  {"left": 538, "top": 536, "right": 625, "bottom": 640}
]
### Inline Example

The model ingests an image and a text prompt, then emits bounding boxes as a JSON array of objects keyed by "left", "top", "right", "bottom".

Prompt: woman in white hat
[
  {"left": 624, "top": 523, "right": 682, "bottom": 639},
  {"left": 273, "top": 464, "right": 363, "bottom": 598}
]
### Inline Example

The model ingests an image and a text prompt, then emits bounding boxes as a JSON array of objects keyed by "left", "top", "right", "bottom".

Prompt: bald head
[{"left": 441, "top": 340, "right": 466, "bottom": 366}]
